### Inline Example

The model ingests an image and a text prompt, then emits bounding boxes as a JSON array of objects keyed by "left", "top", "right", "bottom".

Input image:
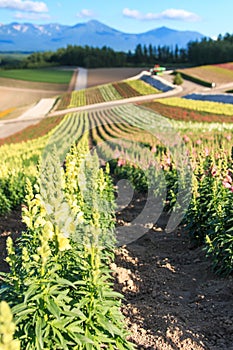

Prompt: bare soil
[
  {"left": 113, "top": 194, "right": 233, "bottom": 350},
  {"left": 87, "top": 67, "right": 144, "bottom": 88},
  {"left": 0, "top": 77, "right": 67, "bottom": 112},
  {"left": 178, "top": 66, "right": 233, "bottom": 86},
  {"left": 0, "top": 68, "right": 142, "bottom": 113},
  {"left": 1, "top": 196, "right": 232, "bottom": 350}
]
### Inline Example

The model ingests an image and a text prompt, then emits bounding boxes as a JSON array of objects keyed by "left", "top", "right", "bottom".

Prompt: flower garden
[
  {"left": 56, "top": 79, "right": 160, "bottom": 110},
  {"left": 0, "top": 72, "right": 233, "bottom": 348}
]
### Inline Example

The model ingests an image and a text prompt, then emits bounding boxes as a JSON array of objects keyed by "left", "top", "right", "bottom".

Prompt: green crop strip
[{"left": 0, "top": 68, "right": 73, "bottom": 84}]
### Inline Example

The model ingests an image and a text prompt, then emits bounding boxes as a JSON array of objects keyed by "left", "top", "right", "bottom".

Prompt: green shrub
[{"left": 173, "top": 72, "right": 183, "bottom": 85}]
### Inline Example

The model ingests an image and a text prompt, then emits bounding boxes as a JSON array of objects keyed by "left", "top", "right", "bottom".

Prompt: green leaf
[
  {"left": 24, "top": 284, "right": 41, "bottom": 303},
  {"left": 66, "top": 321, "right": 84, "bottom": 334},
  {"left": 55, "top": 277, "right": 77, "bottom": 289},
  {"left": 46, "top": 298, "right": 61, "bottom": 318},
  {"left": 52, "top": 327, "right": 69, "bottom": 350},
  {"left": 35, "top": 318, "right": 44, "bottom": 349}
]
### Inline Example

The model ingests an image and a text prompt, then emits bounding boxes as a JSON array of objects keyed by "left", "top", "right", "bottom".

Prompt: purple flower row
[
  {"left": 183, "top": 93, "right": 233, "bottom": 104},
  {"left": 140, "top": 75, "right": 173, "bottom": 93}
]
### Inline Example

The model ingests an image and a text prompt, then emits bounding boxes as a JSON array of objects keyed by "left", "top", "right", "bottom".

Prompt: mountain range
[{"left": 0, "top": 20, "right": 205, "bottom": 52}]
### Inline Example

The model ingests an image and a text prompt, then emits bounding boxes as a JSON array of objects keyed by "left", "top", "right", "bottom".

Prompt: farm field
[
  {"left": 87, "top": 67, "right": 144, "bottom": 87},
  {"left": 0, "top": 68, "right": 74, "bottom": 84},
  {"left": 155, "top": 96, "right": 233, "bottom": 115},
  {"left": 140, "top": 100, "right": 233, "bottom": 123},
  {"left": 177, "top": 64, "right": 233, "bottom": 85},
  {"left": 1, "top": 101, "right": 233, "bottom": 349},
  {"left": 0, "top": 66, "right": 233, "bottom": 349},
  {"left": 57, "top": 79, "right": 160, "bottom": 110},
  {"left": 214, "top": 62, "right": 233, "bottom": 70},
  {"left": 0, "top": 78, "right": 69, "bottom": 115},
  {"left": 183, "top": 93, "right": 233, "bottom": 104},
  {"left": 0, "top": 67, "right": 146, "bottom": 116}
]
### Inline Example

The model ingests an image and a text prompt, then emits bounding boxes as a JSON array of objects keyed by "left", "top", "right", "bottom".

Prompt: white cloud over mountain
[
  {"left": 123, "top": 8, "right": 200, "bottom": 22},
  {"left": 76, "top": 9, "right": 95, "bottom": 19},
  {"left": 0, "top": 0, "right": 48, "bottom": 13},
  {"left": 14, "top": 11, "right": 50, "bottom": 20}
]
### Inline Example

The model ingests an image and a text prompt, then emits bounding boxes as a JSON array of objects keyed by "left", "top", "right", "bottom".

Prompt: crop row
[
  {"left": 81, "top": 104, "right": 233, "bottom": 275},
  {"left": 1, "top": 128, "right": 134, "bottom": 349},
  {"left": 214, "top": 62, "right": 233, "bottom": 71},
  {"left": 57, "top": 79, "right": 162, "bottom": 110},
  {"left": 1, "top": 103, "right": 233, "bottom": 275},
  {"left": 0, "top": 115, "right": 65, "bottom": 146},
  {"left": 184, "top": 93, "right": 233, "bottom": 104},
  {"left": 140, "top": 74, "right": 174, "bottom": 92},
  {"left": 156, "top": 97, "right": 233, "bottom": 116},
  {"left": 0, "top": 112, "right": 87, "bottom": 214},
  {"left": 141, "top": 101, "right": 233, "bottom": 123},
  {"left": 112, "top": 82, "right": 141, "bottom": 98},
  {"left": 98, "top": 83, "right": 122, "bottom": 101},
  {"left": 127, "top": 79, "right": 160, "bottom": 95}
]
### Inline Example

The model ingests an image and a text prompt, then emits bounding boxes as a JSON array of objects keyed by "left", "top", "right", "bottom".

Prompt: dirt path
[
  {"left": 75, "top": 67, "right": 88, "bottom": 90},
  {"left": 113, "top": 193, "right": 233, "bottom": 350},
  {"left": 0, "top": 98, "right": 56, "bottom": 138}
]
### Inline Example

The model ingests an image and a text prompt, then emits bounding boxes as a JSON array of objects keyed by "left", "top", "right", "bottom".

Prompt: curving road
[{"left": 48, "top": 84, "right": 182, "bottom": 117}]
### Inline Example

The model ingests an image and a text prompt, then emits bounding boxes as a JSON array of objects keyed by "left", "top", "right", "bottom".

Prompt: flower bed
[
  {"left": 140, "top": 101, "right": 233, "bottom": 123},
  {"left": 184, "top": 93, "right": 233, "bottom": 104},
  {"left": 155, "top": 97, "right": 233, "bottom": 116},
  {"left": 214, "top": 62, "right": 233, "bottom": 71},
  {"left": 112, "top": 82, "right": 141, "bottom": 98},
  {"left": 140, "top": 75, "right": 173, "bottom": 92}
]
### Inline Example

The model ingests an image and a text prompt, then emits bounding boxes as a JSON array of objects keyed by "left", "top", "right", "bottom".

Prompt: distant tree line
[
  {"left": 1, "top": 32, "right": 233, "bottom": 69},
  {"left": 187, "top": 33, "right": 233, "bottom": 65},
  {"left": 20, "top": 44, "right": 188, "bottom": 69}
]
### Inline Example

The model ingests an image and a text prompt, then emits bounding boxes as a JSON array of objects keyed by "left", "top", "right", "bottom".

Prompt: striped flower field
[{"left": 0, "top": 70, "right": 233, "bottom": 348}]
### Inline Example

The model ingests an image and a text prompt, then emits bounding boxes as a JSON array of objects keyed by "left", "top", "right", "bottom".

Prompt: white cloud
[
  {"left": 76, "top": 9, "right": 94, "bottom": 19},
  {"left": 0, "top": 0, "right": 48, "bottom": 13},
  {"left": 159, "top": 9, "right": 200, "bottom": 21},
  {"left": 123, "top": 8, "right": 200, "bottom": 22},
  {"left": 14, "top": 11, "right": 50, "bottom": 20},
  {"left": 122, "top": 8, "right": 142, "bottom": 20}
]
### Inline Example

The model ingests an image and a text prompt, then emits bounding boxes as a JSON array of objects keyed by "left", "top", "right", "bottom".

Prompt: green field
[{"left": 0, "top": 68, "right": 74, "bottom": 84}]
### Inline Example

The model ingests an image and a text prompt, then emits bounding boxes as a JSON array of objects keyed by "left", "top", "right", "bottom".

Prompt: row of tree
[
  {"left": 1, "top": 32, "right": 233, "bottom": 69},
  {"left": 21, "top": 44, "right": 188, "bottom": 69},
  {"left": 187, "top": 33, "right": 233, "bottom": 65}
]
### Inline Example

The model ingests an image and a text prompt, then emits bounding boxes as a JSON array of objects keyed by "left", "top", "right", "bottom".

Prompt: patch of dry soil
[
  {"left": 0, "top": 207, "right": 25, "bottom": 272},
  {"left": 87, "top": 67, "right": 144, "bottom": 88},
  {"left": 113, "top": 194, "right": 233, "bottom": 350}
]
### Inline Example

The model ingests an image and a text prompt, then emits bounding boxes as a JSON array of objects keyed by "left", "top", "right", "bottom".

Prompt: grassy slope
[
  {"left": 0, "top": 68, "right": 74, "bottom": 84},
  {"left": 178, "top": 65, "right": 233, "bottom": 85}
]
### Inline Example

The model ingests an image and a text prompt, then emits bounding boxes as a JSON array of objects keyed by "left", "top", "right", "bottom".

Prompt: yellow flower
[
  {"left": 34, "top": 216, "right": 47, "bottom": 228},
  {"left": 43, "top": 222, "right": 54, "bottom": 240},
  {"left": 57, "top": 236, "right": 71, "bottom": 251}
]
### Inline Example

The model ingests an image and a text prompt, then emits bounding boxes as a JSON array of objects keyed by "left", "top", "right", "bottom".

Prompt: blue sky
[{"left": 0, "top": 0, "right": 232, "bottom": 38}]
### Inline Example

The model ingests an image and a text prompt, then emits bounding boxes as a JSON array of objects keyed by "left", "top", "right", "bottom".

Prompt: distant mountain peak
[{"left": 0, "top": 20, "right": 205, "bottom": 52}]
